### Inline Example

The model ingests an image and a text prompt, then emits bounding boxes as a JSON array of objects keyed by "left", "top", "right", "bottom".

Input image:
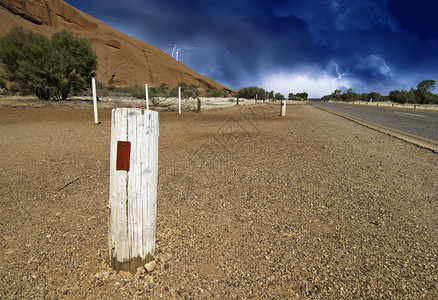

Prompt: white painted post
[
  {"left": 92, "top": 77, "right": 99, "bottom": 124},
  {"left": 145, "top": 84, "right": 149, "bottom": 111},
  {"left": 108, "top": 108, "right": 159, "bottom": 273},
  {"left": 280, "top": 100, "right": 286, "bottom": 116},
  {"left": 178, "top": 86, "right": 181, "bottom": 114}
]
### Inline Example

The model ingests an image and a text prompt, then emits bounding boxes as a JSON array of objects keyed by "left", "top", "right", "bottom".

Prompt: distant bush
[
  {"left": 236, "top": 86, "right": 268, "bottom": 100},
  {"left": 0, "top": 27, "right": 97, "bottom": 100},
  {"left": 149, "top": 83, "right": 170, "bottom": 97},
  {"left": 274, "top": 92, "right": 285, "bottom": 100},
  {"left": 388, "top": 90, "right": 415, "bottom": 104},
  {"left": 9, "top": 83, "right": 19, "bottom": 95},
  {"left": 288, "top": 92, "right": 308, "bottom": 100},
  {"left": 204, "top": 88, "right": 225, "bottom": 98},
  {"left": 321, "top": 80, "right": 438, "bottom": 105}
]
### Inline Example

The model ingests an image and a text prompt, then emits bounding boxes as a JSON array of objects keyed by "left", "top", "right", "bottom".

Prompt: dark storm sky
[{"left": 65, "top": 0, "right": 438, "bottom": 97}]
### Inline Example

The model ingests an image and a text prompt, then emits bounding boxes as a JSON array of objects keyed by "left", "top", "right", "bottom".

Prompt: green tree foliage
[
  {"left": 416, "top": 79, "right": 436, "bottom": 104},
  {"left": 365, "top": 92, "right": 381, "bottom": 102},
  {"left": 0, "top": 28, "right": 52, "bottom": 99},
  {"left": 388, "top": 90, "right": 415, "bottom": 104},
  {"left": 321, "top": 79, "right": 438, "bottom": 104},
  {"left": 0, "top": 70, "right": 6, "bottom": 88},
  {"left": 341, "top": 88, "right": 360, "bottom": 102},
  {"left": 289, "top": 92, "right": 308, "bottom": 100},
  {"left": 170, "top": 81, "right": 200, "bottom": 98},
  {"left": 50, "top": 30, "right": 98, "bottom": 100},
  {"left": 274, "top": 92, "right": 285, "bottom": 100},
  {"left": 236, "top": 86, "right": 268, "bottom": 100},
  {"left": 388, "top": 80, "right": 437, "bottom": 104},
  {"left": 204, "top": 88, "right": 226, "bottom": 97},
  {"left": 269, "top": 90, "right": 274, "bottom": 100},
  {"left": 149, "top": 83, "right": 170, "bottom": 97},
  {"left": 296, "top": 92, "right": 308, "bottom": 100},
  {"left": 0, "top": 27, "right": 97, "bottom": 100}
]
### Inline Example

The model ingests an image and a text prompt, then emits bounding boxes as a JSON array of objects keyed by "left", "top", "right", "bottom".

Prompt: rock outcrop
[{"left": 0, "top": 0, "right": 234, "bottom": 94}]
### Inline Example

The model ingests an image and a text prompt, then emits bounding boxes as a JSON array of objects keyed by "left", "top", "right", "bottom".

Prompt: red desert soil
[{"left": 0, "top": 103, "right": 437, "bottom": 299}]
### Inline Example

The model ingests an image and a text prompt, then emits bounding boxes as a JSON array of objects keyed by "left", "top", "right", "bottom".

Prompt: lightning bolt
[
  {"left": 175, "top": 47, "right": 181, "bottom": 61},
  {"left": 162, "top": 44, "right": 202, "bottom": 61},
  {"left": 370, "top": 55, "right": 393, "bottom": 72},
  {"left": 171, "top": 44, "right": 179, "bottom": 60},
  {"left": 331, "top": 62, "right": 346, "bottom": 80}
]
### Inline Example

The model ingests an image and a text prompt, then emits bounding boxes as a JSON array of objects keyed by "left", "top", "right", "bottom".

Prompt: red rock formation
[{"left": 0, "top": 0, "right": 234, "bottom": 94}]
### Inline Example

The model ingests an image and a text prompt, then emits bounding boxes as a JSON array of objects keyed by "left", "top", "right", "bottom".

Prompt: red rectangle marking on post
[{"left": 116, "top": 141, "right": 131, "bottom": 171}]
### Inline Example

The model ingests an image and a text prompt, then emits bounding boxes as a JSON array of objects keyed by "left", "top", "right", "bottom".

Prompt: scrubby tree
[
  {"left": 274, "top": 92, "right": 285, "bottom": 100},
  {"left": 0, "top": 28, "right": 52, "bottom": 99},
  {"left": 0, "top": 27, "right": 97, "bottom": 100},
  {"left": 341, "top": 88, "right": 359, "bottom": 102},
  {"left": 365, "top": 92, "right": 381, "bottom": 102},
  {"left": 288, "top": 92, "right": 308, "bottom": 100},
  {"left": 50, "top": 30, "right": 98, "bottom": 100},
  {"left": 150, "top": 83, "right": 170, "bottom": 97},
  {"left": 295, "top": 92, "right": 308, "bottom": 100},
  {"left": 171, "top": 82, "right": 200, "bottom": 98},
  {"left": 416, "top": 79, "right": 435, "bottom": 104},
  {"left": 269, "top": 90, "right": 274, "bottom": 100},
  {"left": 388, "top": 90, "right": 416, "bottom": 103},
  {"left": 236, "top": 86, "right": 268, "bottom": 100},
  {"left": 204, "top": 88, "right": 225, "bottom": 97}
]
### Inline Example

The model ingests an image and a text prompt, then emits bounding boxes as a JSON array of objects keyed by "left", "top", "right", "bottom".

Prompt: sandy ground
[{"left": 0, "top": 102, "right": 437, "bottom": 299}]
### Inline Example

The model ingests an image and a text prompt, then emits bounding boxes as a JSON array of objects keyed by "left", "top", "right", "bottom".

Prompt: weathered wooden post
[
  {"left": 145, "top": 84, "right": 149, "bottom": 111},
  {"left": 178, "top": 86, "right": 181, "bottom": 115},
  {"left": 108, "top": 108, "right": 159, "bottom": 273},
  {"left": 92, "top": 77, "right": 99, "bottom": 124},
  {"left": 197, "top": 98, "right": 201, "bottom": 113},
  {"left": 280, "top": 100, "right": 286, "bottom": 116},
  {"left": 236, "top": 97, "right": 239, "bottom": 106}
]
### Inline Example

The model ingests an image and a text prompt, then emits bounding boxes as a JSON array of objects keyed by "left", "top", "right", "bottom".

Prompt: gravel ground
[{"left": 0, "top": 102, "right": 437, "bottom": 299}]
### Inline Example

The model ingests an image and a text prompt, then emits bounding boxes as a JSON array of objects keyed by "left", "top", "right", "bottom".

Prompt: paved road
[{"left": 309, "top": 101, "right": 438, "bottom": 152}]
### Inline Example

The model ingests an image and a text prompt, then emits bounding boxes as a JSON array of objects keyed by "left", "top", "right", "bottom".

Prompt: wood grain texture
[{"left": 108, "top": 108, "right": 159, "bottom": 273}]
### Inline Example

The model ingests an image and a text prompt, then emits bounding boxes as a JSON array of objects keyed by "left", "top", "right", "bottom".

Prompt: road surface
[{"left": 309, "top": 101, "right": 438, "bottom": 152}]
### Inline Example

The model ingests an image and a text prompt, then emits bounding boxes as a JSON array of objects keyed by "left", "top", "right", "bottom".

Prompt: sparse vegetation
[
  {"left": 0, "top": 70, "right": 7, "bottom": 95},
  {"left": 321, "top": 80, "right": 438, "bottom": 104},
  {"left": 236, "top": 86, "right": 269, "bottom": 100},
  {"left": 288, "top": 92, "right": 308, "bottom": 100},
  {"left": 0, "top": 27, "right": 98, "bottom": 100},
  {"left": 204, "top": 88, "right": 227, "bottom": 98},
  {"left": 274, "top": 92, "right": 285, "bottom": 100}
]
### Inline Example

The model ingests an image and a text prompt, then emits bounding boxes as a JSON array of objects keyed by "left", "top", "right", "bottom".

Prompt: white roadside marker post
[
  {"left": 108, "top": 108, "right": 159, "bottom": 273},
  {"left": 178, "top": 86, "right": 181, "bottom": 115},
  {"left": 145, "top": 84, "right": 149, "bottom": 111},
  {"left": 280, "top": 100, "right": 286, "bottom": 116},
  {"left": 92, "top": 77, "right": 99, "bottom": 124}
]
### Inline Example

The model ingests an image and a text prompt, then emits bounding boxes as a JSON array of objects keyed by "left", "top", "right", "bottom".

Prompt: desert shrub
[
  {"left": 170, "top": 82, "right": 200, "bottom": 99},
  {"left": 129, "top": 84, "right": 146, "bottom": 99},
  {"left": 204, "top": 88, "right": 224, "bottom": 98},
  {"left": 149, "top": 83, "right": 170, "bottom": 97},
  {"left": 9, "top": 83, "right": 19, "bottom": 95},
  {"left": 0, "top": 27, "right": 97, "bottom": 100},
  {"left": 237, "top": 86, "right": 268, "bottom": 100},
  {"left": 389, "top": 89, "right": 418, "bottom": 104},
  {"left": 274, "top": 92, "right": 285, "bottom": 100}
]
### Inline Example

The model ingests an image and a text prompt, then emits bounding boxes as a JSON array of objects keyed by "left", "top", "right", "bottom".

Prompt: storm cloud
[{"left": 67, "top": 0, "right": 438, "bottom": 97}]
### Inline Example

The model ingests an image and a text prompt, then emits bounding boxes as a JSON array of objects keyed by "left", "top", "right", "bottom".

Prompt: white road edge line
[{"left": 394, "top": 112, "right": 429, "bottom": 118}]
